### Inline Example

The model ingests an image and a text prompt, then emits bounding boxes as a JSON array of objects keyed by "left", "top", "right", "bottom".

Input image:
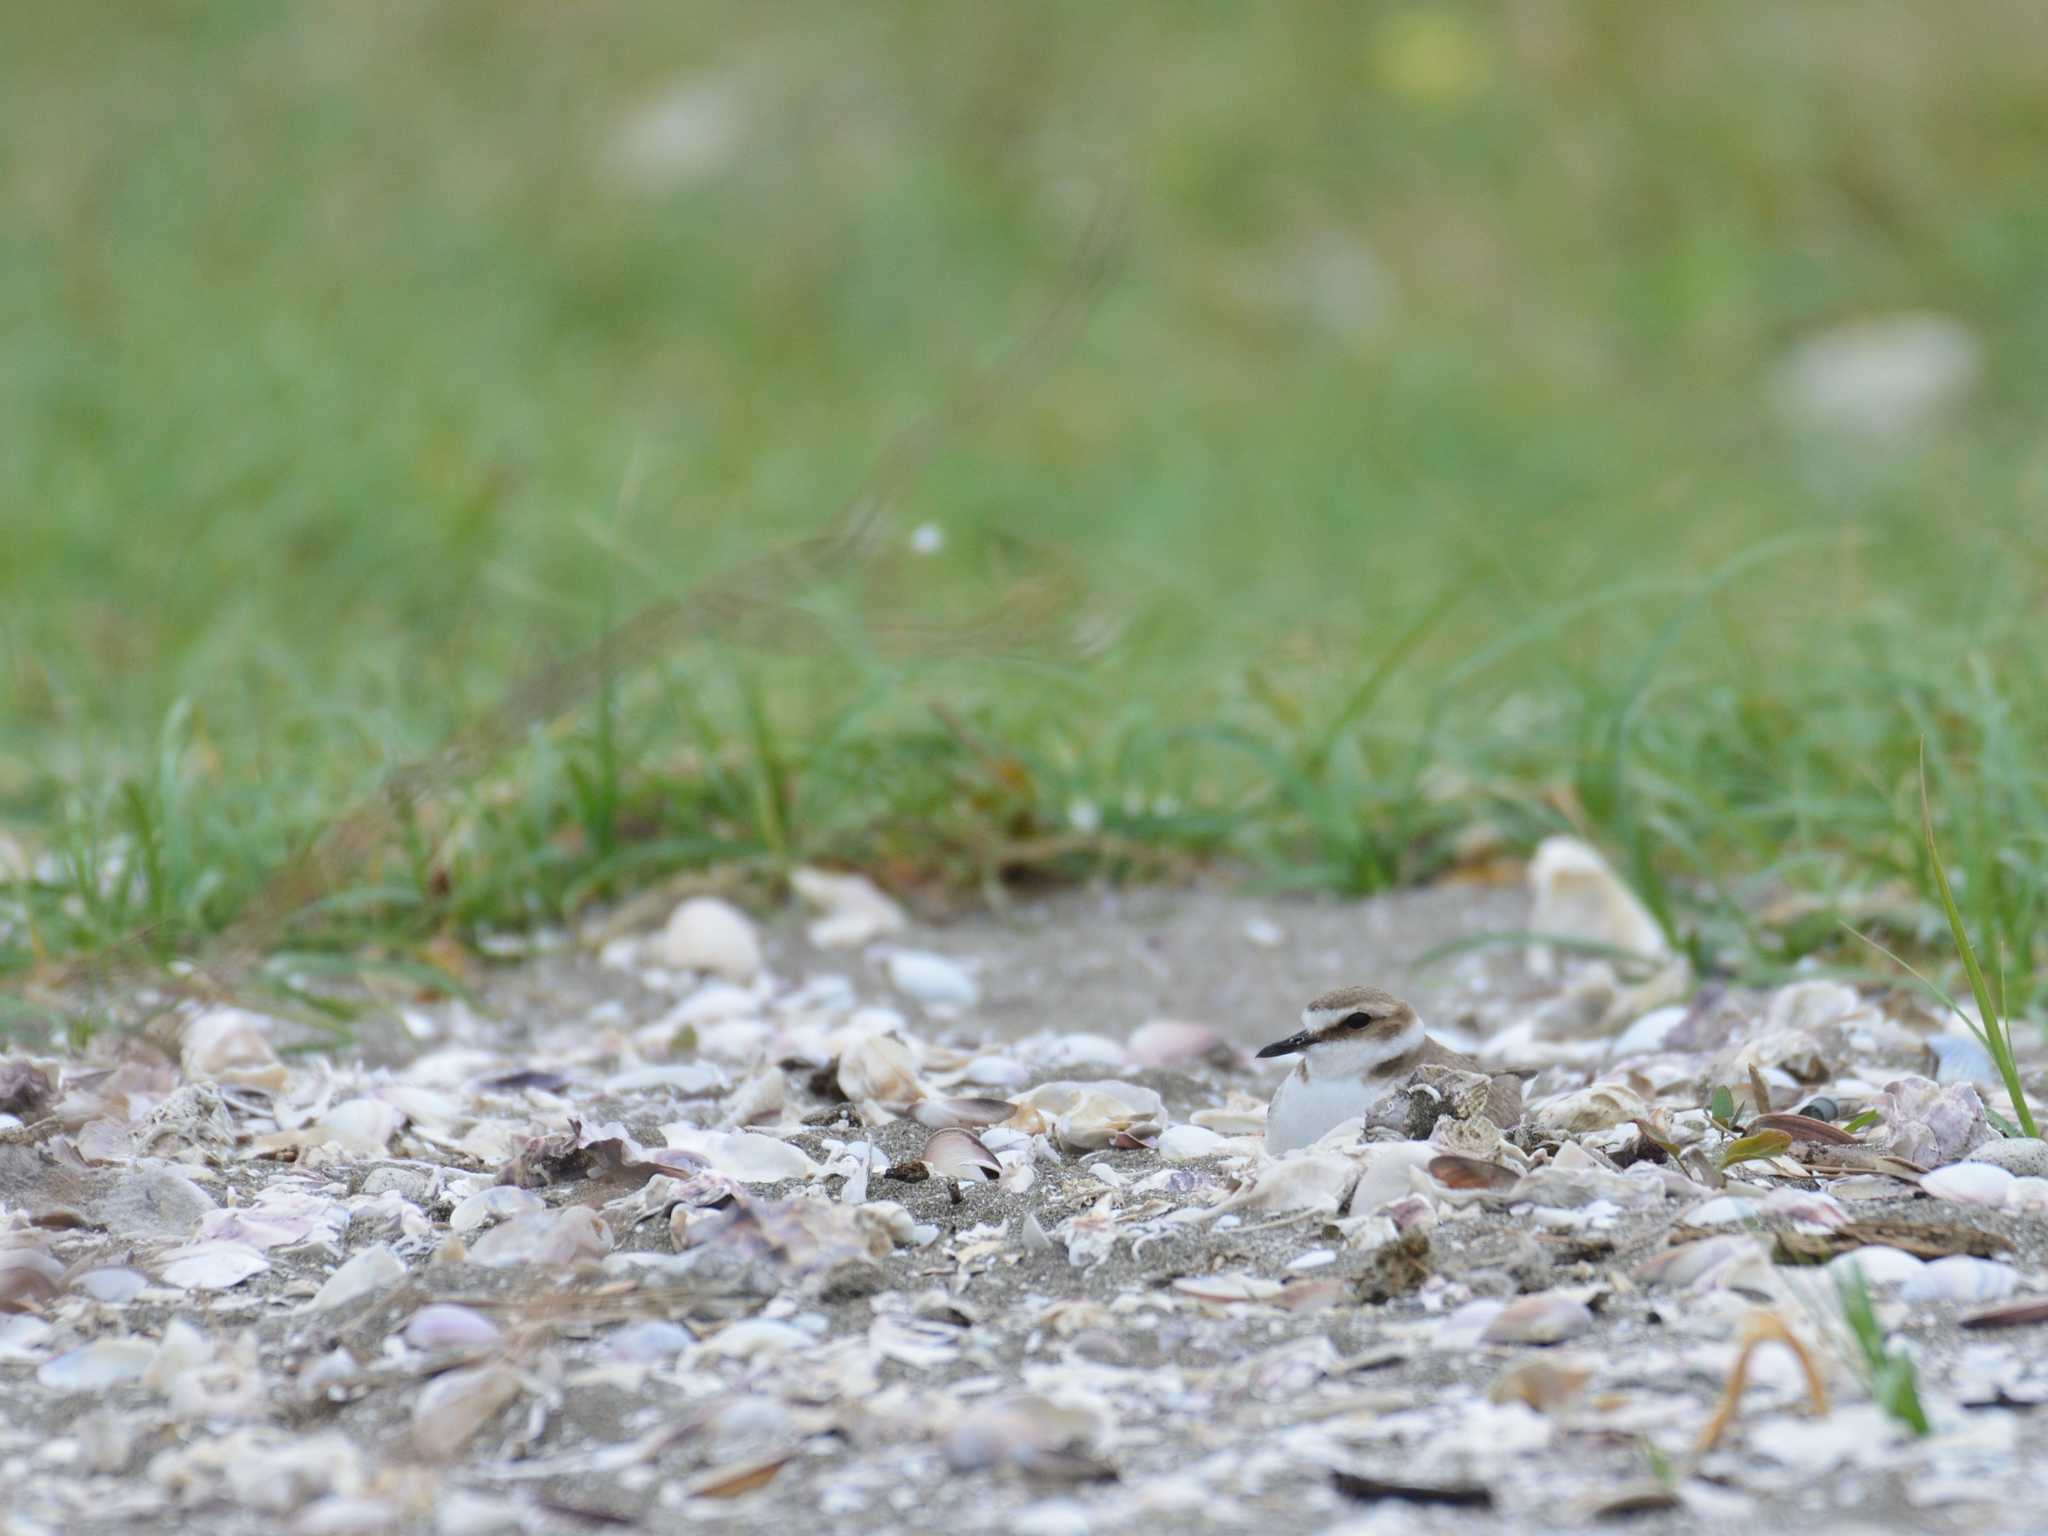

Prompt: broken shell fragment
[
  {"left": 879, "top": 948, "right": 980, "bottom": 1013},
  {"left": 307, "top": 1245, "right": 408, "bottom": 1312},
  {"left": 412, "top": 1364, "right": 523, "bottom": 1460},
  {"left": 909, "top": 1096, "right": 1015, "bottom": 1129},
  {"left": 1921, "top": 1161, "right": 2016, "bottom": 1208},
  {"left": 922, "top": 1127, "right": 1002, "bottom": 1181},
  {"left": 158, "top": 1241, "right": 271, "bottom": 1292},
  {"left": 1480, "top": 1293, "right": 1594, "bottom": 1346},
  {"left": 791, "top": 867, "right": 905, "bottom": 949}
]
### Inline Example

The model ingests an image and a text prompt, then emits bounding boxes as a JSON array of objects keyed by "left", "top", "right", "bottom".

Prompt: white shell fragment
[
  {"left": 1921, "top": 1161, "right": 2016, "bottom": 1208},
  {"left": 879, "top": 948, "right": 980, "bottom": 1014},
  {"left": 1525, "top": 836, "right": 1671, "bottom": 975},
  {"left": 648, "top": 896, "right": 764, "bottom": 981},
  {"left": 792, "top": 867, "right": 906, "bottom": 948},
  {"left": 307, "top": 1246, "right": 408, "bottom": 1312},
  {"left": 922, "top": 1128, "right": 1001, "bottom": 1181},
  {"left": 158, "top": 1241, "right": 271, "bottom": 1292},
  {"left": 37, "top": 1339, "right": 158, "bottom": 1392},
  {"left": 413, "top": 1365, "right": 523, "bottom": 1460},
  {"left": 1480, "top": 1294, "right": 1595, "bottom": 1346}
]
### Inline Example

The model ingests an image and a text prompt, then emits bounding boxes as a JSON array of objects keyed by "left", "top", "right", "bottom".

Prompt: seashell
[
  {"left": 1157, "top": 1124, "right": 1228, "bottom": 1160},
  {"left": 413, "top": 1364, "right": 523, "bottom": 1460},
  {"left": 468, "top": 1207, "right": 610, "bottom": 1270},
  {"left": 1525, "top": 836, "right": 1671, "bottom": 978},
  {"left": 1964, "top": 1137, "right": 2048, "bottom": 1179},
  {"left": 2008, "top": 1176, "right": 2048, "bottom": 1213},
  {"left": 1899, "top": 1255, "right": 2020, "bottom": 1304},
  {"left": 1634, "top": 1236, "right": 1761, "bottom": 1290},
  {"left": 1427, "top": 1155, "right": 1518, "bottom": 1192},
  {"left": 684, "top": 1455, "right": 793, "bottom": 1500},
  {"left": 944, "top": 1394, "right": 1101, "bottom": 1474},
  {"left": 69, "top": 1267, "right": 148, "bottom": 1304},
  {"left": 0, "top": 1056, "right": 55, "bottom": 1118},
  {"left": 1529, "top": 1082, "right": 1649, "bottom": 1137},
  {"left": 1480, "top": 1293, "right": 1594, "bottom": 1346},
  {"left": 647, "top": 897, "right": 763, "bottom": 981},
  {"left": 603, "top": 1319, "right": 694, "bottom": 1363},
  {"left": 909, "top": 1096, "right": 1015, "bottom": 1129},
  {"left": 449, "top": 1185, "right": 546, "bottom": 1234},
  {"left": 1172, "top": 1273, "right": 1286, "bottom": 1304},
  {"left": 836, "top": 1033, "right": 926, "bottom": 1113},
  {"left": 1921, "top": 1161, "right": 2016, "bottom": 1208},
  {"left": 0, "top": 1314, "right": 54, "bottom": 1360},
  {"left": 1014, "top": 1080, "right": 1164, "bottom": 1152},
  {"left": 961, "top": 1055, "right": 1031, "bottom": 1089},
  {"left": 1824, "top": 1246, "right": 1927, "bottom": 1289},
  {"left": 1929, "top": 1034, "right": 1999, "bottom": 1086},
  {"left": 307, "top": 1245, "right": 407, "bottom": 1311},
  {"left": 879, "top": 949, "right": 980, "bottom": 1014},
  {"left": 1124, "top": 1019, "right": 1231, "bottom": 1069},
  {"left": 179, "top": 1007, "right": 288, "bottom": 1089},
  {"left": 922, "top": 1128, "right": 1001, "bottom": 1181},
  {"left": 603, "top": 1062, "right": 729, "bottom": 1096},
  {"left": 311, "top": 1099, "right": 403, "bottom": 1156},
  {"left": 37, "top": 1338, "right": 158, "bottom": 1392},
  {"left": 1489, "top": 1356, "right": 1591, "bottom": 1412},
  {"left": 791, "top": 867, "right": 905, "bottom": 949},
  {"left": 698, "top": 1318, "right": 814, "bottom": 1360},
  {"left": 140, "top": 1318, "right": 212, "bottom": 1395},
  {"left": 662, "top": 1127, "right": 817, "bottom": 1184},
  {"left": 1190, "top": 1096, "right": 1270, "bottom": 1136},
  {"left": 0, "top": 1247, "right": 63, "bottom": 1311},
  {"left": 1610, "top": 1006, "right": 1687, "bottom": 1058},
  {"left": 404, "top": 1304, "right": 504, "bottom": 1352},
  {"left": 158, "top": 1241, "right": 270, "bottom": 1292}
]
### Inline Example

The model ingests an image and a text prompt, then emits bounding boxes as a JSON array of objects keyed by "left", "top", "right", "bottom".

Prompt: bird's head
[{"left": 1256, "top": 985, "right": 1422, "bottom": 1071}]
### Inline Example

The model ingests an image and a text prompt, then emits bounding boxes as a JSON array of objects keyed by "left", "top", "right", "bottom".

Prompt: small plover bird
[{"left": 1257, "top": 984, "right": 1520, "bottom": 1153}]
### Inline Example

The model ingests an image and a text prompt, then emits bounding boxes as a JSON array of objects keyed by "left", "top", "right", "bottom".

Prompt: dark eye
[{"left": 1340, "top": 1012, "right": 1374, "bottom": 1030}]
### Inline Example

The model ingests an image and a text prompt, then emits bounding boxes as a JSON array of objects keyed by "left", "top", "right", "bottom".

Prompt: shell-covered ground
[{"left": 4, "top": 859, "right": 2048, "bottom": 1536}]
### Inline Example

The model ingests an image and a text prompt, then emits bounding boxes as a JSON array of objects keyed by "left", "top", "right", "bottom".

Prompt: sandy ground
[{"left": 3, "top": 877, "right": 2045, "bottom": 1536}]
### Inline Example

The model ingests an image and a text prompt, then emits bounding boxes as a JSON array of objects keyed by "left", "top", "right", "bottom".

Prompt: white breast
[{"left": 1265, "top": 1067, "right": 1380, "bottom": 1154}]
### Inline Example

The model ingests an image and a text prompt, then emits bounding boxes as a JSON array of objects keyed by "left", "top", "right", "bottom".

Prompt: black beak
[{"left": 1255, "top": 1029, "right": 1313, "bottom": 1059}]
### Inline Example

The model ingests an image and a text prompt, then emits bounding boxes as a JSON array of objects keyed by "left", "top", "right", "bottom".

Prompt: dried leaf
[{"left": 1717, "top": 1129, "right": 1792, "bottom": 1169}]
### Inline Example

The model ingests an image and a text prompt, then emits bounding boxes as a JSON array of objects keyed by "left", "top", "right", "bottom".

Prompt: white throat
[{"left": 1300, "top": 1017, "right": 1423, "bottom": 1081}]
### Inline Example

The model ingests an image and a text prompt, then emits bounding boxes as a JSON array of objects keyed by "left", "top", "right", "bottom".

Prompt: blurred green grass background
[{"left": 4, "top": 3, "right": 2046, "bottom": 1003}]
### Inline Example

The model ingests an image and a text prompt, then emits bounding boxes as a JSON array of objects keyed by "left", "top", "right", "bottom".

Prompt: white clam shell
[
  {"left": 36, "top": 1338, "right": 158, "bottom": 1392},
  {"left": 1157, "top": 1124, "right": 1229, "bottom": 1160},
  {"left": 662, "top": 1127, "right": 817, "bottom": 1184},
  {"left": 1898, "top": 1255, "right": 2020, "bottom": 1303},
  {"left": 467, "top": 1207, "right": 610, "bottom": 1270},
  {"left": 1921, "top": 1161, "right": 2017, "bottom": 1208},
  {"left": 1481, "top": 1293, "right": 1595, "bottom": 1346},
  {"left": 1825, "top": 1246, "right": 1928, "bottom": 1289},
  {"left": 307, "top": 1245, "right": 408, "bottom": 1312},
  {"left": 158, "top": 1241, "right": 271, "bottom": 1292},
  {"left": 311, "top": 1099, "right": 403, "bottom": 1156},
  {"left": 404, "top": 1304, "right": 504, "bottom": 1352},
  {"left": 412, "top": 1364, "right": 523, "bottom": 1460},
  {"left": 1525, "top": 836, "right": 1670, "bottom": 977},
  {"left": 791, "top": 867, "right": 905, "bottom": 949},
  {"left": 647, "top": 897, "right": 763, "bottom": 981},
  {"left": 909, "top": 1096, "right": 1016, "bottom": 1130},
  {"left": 922, "top": 1128, "right": 1001, "bottom": 1181},
  {"left": 879, "top": 949, "right": 980, "bottom": 1013},
  {"left": 449, "top": 1185, "right": 546, "bottom": 1234}
]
